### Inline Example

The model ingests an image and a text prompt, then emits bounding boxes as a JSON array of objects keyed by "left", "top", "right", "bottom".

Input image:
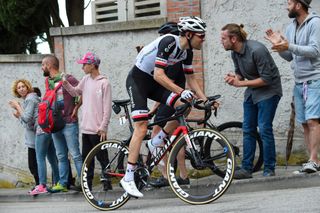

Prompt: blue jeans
[
  {"left": 242, "top": 95, "right": 280, "bottom": 172},
  {"left": 51, "top": 122, "right": 82, "bottom": 186},
  {"left": 35, "top": 133, "right": 59, "bottom": 185}
]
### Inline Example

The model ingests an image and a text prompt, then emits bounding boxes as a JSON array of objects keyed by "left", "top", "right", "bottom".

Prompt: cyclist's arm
[
  {"left": 183, "top": 50, "right": 206, "bottom": 100},
  {"left": 185, "top": 75, "right": 207, "bottom": 100},
  {"left": 153, "top": 35, "right": 184, "bottom": 94},
  {"left": 154, "top": 67, "right": 184, "bottom": 94}
]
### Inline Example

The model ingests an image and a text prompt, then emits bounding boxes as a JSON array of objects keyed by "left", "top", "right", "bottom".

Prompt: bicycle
[
  {"left": 186, "top": 95, "right": 263, "bottom": 174},
  {"left": 112, "top": 95, "right": 263, "bottom": 176},
  {"left": 81, "top": 98, "right": 236, "bottom": 210}
]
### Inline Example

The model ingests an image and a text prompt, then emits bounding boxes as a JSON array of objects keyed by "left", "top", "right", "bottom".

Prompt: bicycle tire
[
  {"left": 167, "top": 128, "right": 235, "bottom": 204},
  {"left": 81, "top": 140, "right": 130, "bottom": 211},
  {"left": 214, "top": 121, "right": 263, "bottom": 173}
]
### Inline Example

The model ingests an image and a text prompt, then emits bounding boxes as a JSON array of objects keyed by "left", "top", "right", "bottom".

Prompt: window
[{"left": 92, "top": 0, "right": 167, "bottom": 24}]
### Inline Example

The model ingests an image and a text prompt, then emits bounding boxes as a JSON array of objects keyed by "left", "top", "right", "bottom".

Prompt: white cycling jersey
[{"left": 135, "top": 34, "right": 194, "bottom": 76}]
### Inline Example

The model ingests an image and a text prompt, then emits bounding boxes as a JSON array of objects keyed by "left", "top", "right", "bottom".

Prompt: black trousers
[
  {"left": 28, "top": 147, "right": 39, "bottom": 185},
  {"left": 82, "top": 134, "right": 110, "bottom": 188}
]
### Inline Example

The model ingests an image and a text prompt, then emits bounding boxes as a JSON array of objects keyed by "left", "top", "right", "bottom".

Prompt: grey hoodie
[
  {"left": 279, "top": 12, "right": 320, "bottom": 83},
  {"left": 19, "top": 92, "right": 40, "bottom": 148}
]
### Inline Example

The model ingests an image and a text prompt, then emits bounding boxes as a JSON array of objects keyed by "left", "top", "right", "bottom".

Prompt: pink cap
[{"left": 77, "top": 52, "right": 100, "bottom": 65}]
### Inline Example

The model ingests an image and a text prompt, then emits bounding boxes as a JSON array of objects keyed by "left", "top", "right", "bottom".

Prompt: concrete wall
[
  {"left": 201, "top": 0, "right": 319, "bottom": 147},
  {"left": 0, "top": 55, "right": 44, "bottom": 185},
  {"left": 1, "top": 0, "right": 319, "bottom": 185}
]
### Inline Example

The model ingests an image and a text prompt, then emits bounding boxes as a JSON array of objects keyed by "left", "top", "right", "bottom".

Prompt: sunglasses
[{"left": 194, "top": 33, "right": 205, "bottom": 39}]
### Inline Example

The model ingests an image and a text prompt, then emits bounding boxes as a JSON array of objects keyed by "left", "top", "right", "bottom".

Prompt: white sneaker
[
  {"left": 120, "top": 178, "right": 143, "bottom": 198},
  {"left": 300, "top": 160, "right": 319, "bottom": 173}
]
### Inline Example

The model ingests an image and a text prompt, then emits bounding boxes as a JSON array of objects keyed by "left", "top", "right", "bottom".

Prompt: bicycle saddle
[{"left": 112, "top": 99, "right": 131, "bottom": 106}]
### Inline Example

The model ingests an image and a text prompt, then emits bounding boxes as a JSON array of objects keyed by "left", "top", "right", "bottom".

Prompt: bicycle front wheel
[
  {"left": 167, "top": 128, "right": 235, "bottom": 205},
  {"left": 81, "top": 140, "right": 130, "bottom": 211}
]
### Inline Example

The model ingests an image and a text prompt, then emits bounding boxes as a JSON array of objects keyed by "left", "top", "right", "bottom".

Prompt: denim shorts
[{"left": 293, "top": 79, "right": 320, "bottom": 124}]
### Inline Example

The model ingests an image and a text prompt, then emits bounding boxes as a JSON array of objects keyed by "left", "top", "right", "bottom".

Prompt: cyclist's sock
[
  {"left": 124, "top": 163, "right": 137, "bottom": 182},
  {"left": 151, "top": 129, "right": 167, "bottom": 147}
]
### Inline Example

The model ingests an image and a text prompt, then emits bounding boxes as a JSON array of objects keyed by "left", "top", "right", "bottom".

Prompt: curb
[{"left": 0, "top": 168, "right": 319, "bottom": 202}]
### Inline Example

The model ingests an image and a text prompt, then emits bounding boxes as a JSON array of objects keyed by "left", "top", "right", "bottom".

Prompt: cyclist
[
  {"left": 121, "top": 16, "right": 207, "bottom": 197},
  {"left": 147, "top": 22, "right": 188, "bottom": 188}
]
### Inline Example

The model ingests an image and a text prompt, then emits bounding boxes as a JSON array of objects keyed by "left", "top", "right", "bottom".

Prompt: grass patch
[
  {"left": 276, "top": 151, "right": 308, "bottom": 166},
  {"left": 0, "top": 180, "right": 15, "bottom": 188}
]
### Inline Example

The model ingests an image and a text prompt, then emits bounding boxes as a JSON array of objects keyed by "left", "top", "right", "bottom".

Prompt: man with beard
[
  {"left": 222, "top": 23, "right": 282, "bottom": 179},
  {"left": 41, "top": 55, "right": 83, "bottom": 192},
  {"left": 265, "top": 0, "right": 320, "bottom": 173}
]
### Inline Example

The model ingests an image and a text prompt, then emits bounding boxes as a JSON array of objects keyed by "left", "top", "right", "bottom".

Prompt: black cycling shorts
[
  {"left": 126, "top": 66, "right": 180, "bottom": 122},
  {"left": 153, "top": 104, "right": 176, "bottom": 127}
]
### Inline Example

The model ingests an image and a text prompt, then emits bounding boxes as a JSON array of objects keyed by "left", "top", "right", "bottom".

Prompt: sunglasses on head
[{"left": 194, "top": 33, "right": 205, "bottom": 39}]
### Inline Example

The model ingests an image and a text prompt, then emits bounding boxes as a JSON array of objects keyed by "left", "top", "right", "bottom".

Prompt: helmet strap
[{"left": 187, "top": 34, "right": 194, "bottom": 50}]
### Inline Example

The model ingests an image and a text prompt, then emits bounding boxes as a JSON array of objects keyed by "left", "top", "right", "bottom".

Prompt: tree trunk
[
  {"left": 66, "top": 0, "right": 84, "bottom": 26},
  {"left": 50, "top": 0, "right": 65, "bottom": 27}
]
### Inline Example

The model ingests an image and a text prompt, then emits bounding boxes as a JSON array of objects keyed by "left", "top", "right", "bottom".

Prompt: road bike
[
  {"left": 81, "top": 98, "right": 235, "bottom": 210},
  {"left": 113, "top": 95, "right": 263, "bottom": 175}
]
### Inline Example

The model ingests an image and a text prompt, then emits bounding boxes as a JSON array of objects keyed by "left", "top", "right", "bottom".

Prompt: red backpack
[{"left": 38, "top": 78, "right": 65, "bottom": 133}]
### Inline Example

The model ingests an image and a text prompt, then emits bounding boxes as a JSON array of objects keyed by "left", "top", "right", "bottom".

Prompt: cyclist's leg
[
  {"left": 121, "top": 68, "right": 150, "bottom": 197},
  {"left": 127, "top": 121, "right": 149, "bottom": 165},
  {"left": 149, "top": 105, "right": 172, "bottom": 179},
  {"left": 148, "top": 83, "right": 180, "bottom": 149},
  {"left": 150, "top": 105, "right": 173, "bottom": 143}
]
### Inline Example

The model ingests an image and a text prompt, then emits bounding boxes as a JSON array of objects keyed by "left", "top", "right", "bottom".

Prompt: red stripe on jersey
[
  {"left": 183, "top": 68, "right": 193, "bottom": 73},
  {"left": 132, "top": 114, "right": 149, "bottom": 119},
  {"left": 155, "top": 60, "right": 167, "bottom": 67},
  {"left": 169, "top": 94, "right": 179, "bottom": 107}
]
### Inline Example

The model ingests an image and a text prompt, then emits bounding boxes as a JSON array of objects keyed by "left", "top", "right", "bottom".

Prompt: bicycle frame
[
  {"left": 150, "top": 125, "right": 188, "bottom": 168},
  {"left": 107, "top": 100, "right": 203, "bottom": 179}
]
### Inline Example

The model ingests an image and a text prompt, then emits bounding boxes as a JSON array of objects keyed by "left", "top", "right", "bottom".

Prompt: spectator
[
  {"left": 62, "top": 52, "right": 112, "bottom": 191},
  {"left": 9, "top": 80, "right": 40, "bottom": 191},
  {"left": 222, "top": 23, "right": 282, "bottom": 179},
  {"left": 33, "top": 87, "right": 76, "bottom": 189},
  {"left": 40, "top": 55, "right": 83, "bottom": 193},
  {"left": 265, "top": 0, "right": 320, "bottom": 173},
  {"left": 9, "top": 80, "right": 60, "bottom": 195}
]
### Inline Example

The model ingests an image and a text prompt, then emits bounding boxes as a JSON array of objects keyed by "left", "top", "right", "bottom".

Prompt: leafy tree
[{"left": 0, "top": 0, "right": 84, "bottom": 54}]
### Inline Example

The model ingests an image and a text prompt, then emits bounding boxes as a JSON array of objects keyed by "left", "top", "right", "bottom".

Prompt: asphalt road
[{"left": 1, "top": 186, "right": 319, "bottom": 213}]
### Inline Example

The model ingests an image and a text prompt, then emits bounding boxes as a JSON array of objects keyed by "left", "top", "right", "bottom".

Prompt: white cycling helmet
[{"left": 177, "top": 16, "right": 206, "bottom": 33}]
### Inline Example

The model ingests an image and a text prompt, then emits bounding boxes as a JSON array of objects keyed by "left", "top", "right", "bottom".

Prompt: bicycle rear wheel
[
  {"left": 215, "top": 122, "right": 263, "bottom": 173},
  {"left": 81, "top": 140, "right": 130, "bottom": 211},
  {"left": 167, "top": 128, "right": 235, "bottom": 204}
]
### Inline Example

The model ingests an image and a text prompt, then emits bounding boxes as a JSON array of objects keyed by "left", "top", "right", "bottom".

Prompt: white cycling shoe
[{"left": 120, "top": 178, "right": 143, "bottom": 198}]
